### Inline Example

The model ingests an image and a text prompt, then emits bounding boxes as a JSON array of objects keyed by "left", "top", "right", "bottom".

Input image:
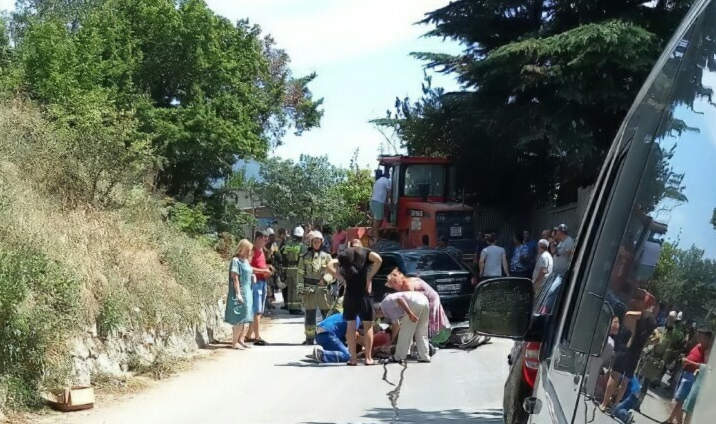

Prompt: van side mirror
[{"left": 469, "top": 277, "right": 534, "bottom": 339}]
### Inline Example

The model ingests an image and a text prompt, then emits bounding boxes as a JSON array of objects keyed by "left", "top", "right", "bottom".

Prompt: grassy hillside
[{"left": 0, "top": 100, "right": 225, "bottom": 409}]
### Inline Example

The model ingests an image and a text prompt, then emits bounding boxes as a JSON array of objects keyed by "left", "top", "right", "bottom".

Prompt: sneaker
[{"left": 312, "top": 346, "right": 324, "bottom": 362}]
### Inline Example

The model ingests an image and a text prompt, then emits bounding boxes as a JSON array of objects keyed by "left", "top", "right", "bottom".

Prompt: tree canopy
[
  {"left": 4, "top": 0, "right": 323, "bottom": 201},
  {"left": 256, "top": 154, "right": 372, "bottom": 230},
  {"left": 646, "top": 242, "right": 716, "bottom": 324},
  {"left": 376, "top": 0, "right": 694, "bottom": 207}
]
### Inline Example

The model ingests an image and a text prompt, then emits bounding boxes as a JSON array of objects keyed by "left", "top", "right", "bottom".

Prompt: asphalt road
[{"left": 36, "top": 312, "right": 511, "bottom": 424}]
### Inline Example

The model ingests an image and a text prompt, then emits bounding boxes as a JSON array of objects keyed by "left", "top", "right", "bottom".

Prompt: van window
[{"left": 564, "top": 4, "right": 716, "bottom": 422}]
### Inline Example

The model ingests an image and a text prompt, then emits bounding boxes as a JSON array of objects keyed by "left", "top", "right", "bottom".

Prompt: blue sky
[
  {"left": 654, "top": 69, "right": 716, "bottom": 260},
  {"left": 0, "top": 0, "right": 462, "bottom": 168}
]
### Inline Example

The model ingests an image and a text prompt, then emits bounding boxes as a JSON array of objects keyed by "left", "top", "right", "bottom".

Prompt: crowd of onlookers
[
  {"left": 222, "top": 225, "right": 451, "bottom": 367},
  {"left": 222, "top": 221, "right": 577, "bottom": 364},
  {"left": 223, "top": 219, "right": 711, "bottom": 424},
  {"left": 472, "top": 224, "right": 574, "bottom": 293}
]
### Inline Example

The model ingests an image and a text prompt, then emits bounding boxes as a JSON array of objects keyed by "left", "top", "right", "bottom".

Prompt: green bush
[
  {"left": 0, "top": 246, "right": 80, "bottom": 409},
  {"left": 169, "top": 202, "right": 209, "bottom": 236},
  {"left": 97, "top": 290, "right": 129, "bottom": 339}
]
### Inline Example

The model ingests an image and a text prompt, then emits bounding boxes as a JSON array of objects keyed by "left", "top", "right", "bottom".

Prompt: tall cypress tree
[{"left": 377, "top": 1, "right": 694, "bottom": 207}]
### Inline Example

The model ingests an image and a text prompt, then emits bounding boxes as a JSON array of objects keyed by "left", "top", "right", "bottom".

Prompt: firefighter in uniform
[
  {"left": 299, "top": 231, "right": 334, "bottom": 345},
  {"left": 280, "top": 226, "right": 306, "bottom": 315}
]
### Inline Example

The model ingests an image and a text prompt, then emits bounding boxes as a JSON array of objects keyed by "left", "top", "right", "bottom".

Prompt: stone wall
[{"left": 69, "top": 299, "right": 232, "bottom": 385}]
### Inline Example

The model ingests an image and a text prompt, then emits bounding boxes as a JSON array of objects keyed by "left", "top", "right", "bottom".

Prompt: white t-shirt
[
  {"left": 480, "top": 245, "right": 505, "bottom": 277},
  {"left": 371, "top": 177, "right": 391, "bottom": 203},
  {"left": 553, "top": 236, "right": 575, "bottom": 274},
  {"left": 532, "top": 251, "right": 553, "bottom": 282}
]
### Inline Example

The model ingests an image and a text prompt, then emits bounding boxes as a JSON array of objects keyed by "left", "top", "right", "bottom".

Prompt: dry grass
[
  {"left": 0, "top": 160, "right": 224, "bottom": 331},
  {"left": 0, "top": 99, "right": 226, "bottom": 411}
]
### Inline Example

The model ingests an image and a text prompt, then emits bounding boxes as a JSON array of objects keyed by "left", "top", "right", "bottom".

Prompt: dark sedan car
[{"left": 371, "top": 249, "right": 474, "bottom": 320}]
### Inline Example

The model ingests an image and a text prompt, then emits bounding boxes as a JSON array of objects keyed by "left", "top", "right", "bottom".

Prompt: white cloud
[
  {"left": 0, "top": 0, "right": 13, "bottom": 12},
  {"left": 272, "top": 122, "right": 406, "bottom": 170},
  {"left": 208, "top": 0, "right": 451, "bottom": 71}
]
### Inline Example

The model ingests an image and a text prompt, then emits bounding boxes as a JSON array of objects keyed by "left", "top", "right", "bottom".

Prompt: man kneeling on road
[
  {"left": 308, "top": 312, "right": 360, "bottom": 363},
  {"left": 308, "top": 313, "right": 392, "bottom": 363}
]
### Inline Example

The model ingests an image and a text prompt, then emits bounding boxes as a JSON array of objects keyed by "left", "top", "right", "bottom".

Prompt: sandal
[
  {"left": 254, "top": 339, "right": 268, "bottom": 346},
  {"left": 346, "top": 361, "right": 358, "bottom": 366}
]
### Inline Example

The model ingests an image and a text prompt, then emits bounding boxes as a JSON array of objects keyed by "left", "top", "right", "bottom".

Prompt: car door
[{"left": 530, "top": 2, "right": 716, "bottom": 423}]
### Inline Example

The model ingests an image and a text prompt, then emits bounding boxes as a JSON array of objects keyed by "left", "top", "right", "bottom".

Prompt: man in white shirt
[
  {"left": 553, "top": 224, "right": 575, "bottom": 274},
  {"left": 370, "top": 169, "right": 391, "bottom": 235},
  {"left": 532, "top": 239, "right": 553, "bottom": 293},
  {"left": 479, "top": 233, "right": 509, "bottom": 279}
]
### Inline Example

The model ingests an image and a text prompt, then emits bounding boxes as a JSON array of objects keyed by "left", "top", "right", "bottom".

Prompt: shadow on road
[
  {"left": 364, "top": 408, "right": 502, "bottom": 424},
  {"left": 255, "top": 342, "right": 306, "bottom": 346},
  {"left": 274, "top": 361, "right": 321, "bottom": 368},
  {"left": 301, "top": 408, "right": 502, "bottom": 424}
]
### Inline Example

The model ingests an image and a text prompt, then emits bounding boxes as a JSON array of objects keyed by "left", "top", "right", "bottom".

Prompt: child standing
[{"left": 224, "top": 239, "right": 255, "bottom": 349}]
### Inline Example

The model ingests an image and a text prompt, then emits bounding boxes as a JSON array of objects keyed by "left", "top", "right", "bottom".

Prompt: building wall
[{"left": 472, "top": 185, "right": 595, "bottom": 251}]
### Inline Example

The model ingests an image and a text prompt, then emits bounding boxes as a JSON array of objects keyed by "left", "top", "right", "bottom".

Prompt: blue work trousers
[{"left": 316, "top": 332, "right": 350, "bottom": 363}]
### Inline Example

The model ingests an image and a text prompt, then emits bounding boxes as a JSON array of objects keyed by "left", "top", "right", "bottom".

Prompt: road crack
[{"left": 382, "top": 361, "right": 408, "bottom": 424}]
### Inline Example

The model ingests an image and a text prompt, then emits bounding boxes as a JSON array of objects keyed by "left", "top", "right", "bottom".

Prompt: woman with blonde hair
[
  {"left": 386, "top": 268, "right": 450, "bottom": 338},
  {"left": 224, "top": 239, "right": 255, "bottom": 349}
]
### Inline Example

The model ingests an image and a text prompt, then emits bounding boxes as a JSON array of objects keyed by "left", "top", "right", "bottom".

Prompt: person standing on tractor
[
  {"left": 370, "top": 168, "right": 391, "bottom": 238},
  {"left": 299, "top": 231, "right": 334, "bottom": 345},
  {"left": 280, "top": 226, "right": 307, "bottom": 315}
]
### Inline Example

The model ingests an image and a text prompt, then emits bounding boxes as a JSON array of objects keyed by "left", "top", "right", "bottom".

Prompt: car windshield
[
  {"left": 402, "top": 252, "right": 461, "bottom": 273},
  {"left": 403, "top": 164, "right": 446, "bottom": 197}
]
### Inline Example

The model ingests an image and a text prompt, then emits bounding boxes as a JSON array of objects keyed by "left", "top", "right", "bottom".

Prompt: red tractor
[{"left": 354, "top": 155, "right": 475, "bottom": 260}]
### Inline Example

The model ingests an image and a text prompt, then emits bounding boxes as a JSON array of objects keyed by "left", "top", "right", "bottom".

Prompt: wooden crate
[{"left": 44, "top": 386, "right": 95, "bottom": 412}]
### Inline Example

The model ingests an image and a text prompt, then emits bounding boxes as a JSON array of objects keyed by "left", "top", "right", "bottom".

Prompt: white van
[{"left": 470, "top": 1, "right": 716, "bottom": 423}]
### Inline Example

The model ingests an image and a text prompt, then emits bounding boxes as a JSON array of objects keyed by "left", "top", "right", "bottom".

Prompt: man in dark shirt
[{"left": 328, "top": 247, "right": 382, "bottom": 365}]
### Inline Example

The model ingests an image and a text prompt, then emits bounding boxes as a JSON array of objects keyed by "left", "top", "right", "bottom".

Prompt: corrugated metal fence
[{"left": 473, "top": 185, "right": 594, "bottom": 247}]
